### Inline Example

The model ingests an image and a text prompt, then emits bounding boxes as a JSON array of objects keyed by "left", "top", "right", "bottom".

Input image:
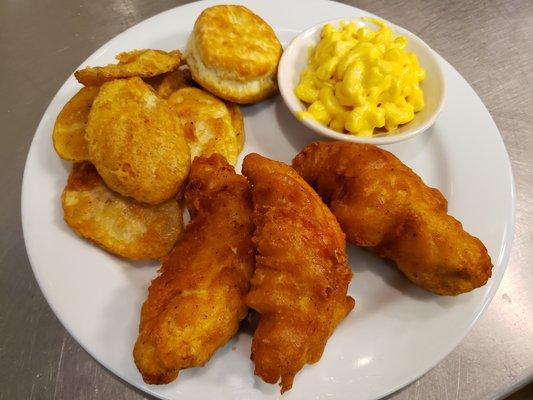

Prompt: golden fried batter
[
  {"left": 52, "top": 87, "right": 99, "bottom": 161},
  {"left": 168, "top": 87, "right": 244, "bottom": 165},
  {"left": 133, "top": 154, "right": 254, "bottom": 384},
  {"left": 86, "top": 77, "right": 190, "bottom": 204},
  {"left": 292, "top": 141, "right": 493, "bottom": 296},
  {"left": 62, "top": 163, "right": 183, "bottom": 260},
  {"left": 154, "top": 68, "right": 196, "bottom": 98},
  {"left": 242, "top": 153, "right": 354, "bottom": 393},
  {"left": 74, "top": 49, "right": 182, "bottom": 86},
  {"left": 226, "top": 102, "right": 245, "bottom": 153}
]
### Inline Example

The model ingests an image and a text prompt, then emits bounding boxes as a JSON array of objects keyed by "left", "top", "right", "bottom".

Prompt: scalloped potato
[
  {"left": 62, "top": 162, "right": 183, "bottom": 260},
  {"left": 168, "top": 87, "right": 244, "bottom": 165},
  {"left": 75, "top": 49, "right": 182, "bottom": 87},
  {"left": 86, "top": 77, "right": 190, "bottom": 204},
  {"left": 154, "top": 68, "right": 196, "bottom": 98},
  {"left": 52, "top": 87, "right": 99, "bottom": 161}
]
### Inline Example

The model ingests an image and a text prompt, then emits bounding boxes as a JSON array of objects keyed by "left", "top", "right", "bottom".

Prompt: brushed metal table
[{"left": 1, "top": 0, "right": 531, "bottom": 399}]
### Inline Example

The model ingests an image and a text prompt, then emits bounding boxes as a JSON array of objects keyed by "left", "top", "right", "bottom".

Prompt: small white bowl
[{"left": 278, "top": 18, "right": 446, "bottom": 145}]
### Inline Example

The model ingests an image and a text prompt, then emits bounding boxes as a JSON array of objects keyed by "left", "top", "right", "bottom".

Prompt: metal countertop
[{"left": 0, "top": 0, "right": 531, "bottom": 399}]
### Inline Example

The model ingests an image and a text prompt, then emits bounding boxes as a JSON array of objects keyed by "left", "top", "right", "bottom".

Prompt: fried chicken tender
[
  {"left": 133, "top": 154, "right": 254, "bottom": 384},
  {"left": 292, "top": 141, "right": 493, "bottom": 296},
  {"left": 74, "top": 49, "right": 182, "bottom": 86},
  {"left": 62, "top": 162, "right": 183, "bottom": 260},
  {"left": 168, "top": 87, "right": 244, "bottom": 165},
  {"left": 86, "top": 77, "right": 190, "bottom": 204},
  {"left": 52, "top": 87, "right": 99, "bottom": 162},
  {"left": 242, "top": 153, "right": 354, "bottom": 393}
]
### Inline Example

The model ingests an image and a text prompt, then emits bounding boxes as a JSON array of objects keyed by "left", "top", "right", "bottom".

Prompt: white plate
[{"left": 21, "top": 1, "right": 515, "bottom": 399}]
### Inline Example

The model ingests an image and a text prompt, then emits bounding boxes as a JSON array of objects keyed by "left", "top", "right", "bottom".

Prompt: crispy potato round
[
  {"left": 62, "top": 162, "right": 184, "bottom": 260},
  {"left": 86, "top": 77, "right": 190, "bottom": 204},
  {"left": 226, "top": 102, "right": 245, "bottom": 154},
  {"left": 52, "top": 86, "right": 99, "bottom": 161},
  {"left": 185, "top": 5, "right": 282, "bottom": 104},
  {"left": 75, "top": 49, "right": 182, "bottom": 86},
  {"left": 143, "top": 68, "right": 195, "bottom": 97},
  {"left": 168, "top": 87, "right": 244, "bottom": 165},
  {"left": 155, "top": 68, "right": 196, "bottom": 98}
]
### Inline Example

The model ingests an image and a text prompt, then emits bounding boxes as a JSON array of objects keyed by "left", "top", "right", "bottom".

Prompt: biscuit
[
  {"left": 168, "top": 87, "right": 244, "bottom": 165},
  {"left": 185, "top": 5, "right": 282, "bottom": 104},
  {"left": 62, "top": 162, "right": 183, "bottom": 260},
  {"left": 86, "top": 77, "right": 190, "bottom": 204}
]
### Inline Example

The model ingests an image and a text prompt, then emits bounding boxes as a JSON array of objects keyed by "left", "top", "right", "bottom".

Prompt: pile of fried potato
[{"left": 54, "top": 49, "right": 245, "bottom": 260}]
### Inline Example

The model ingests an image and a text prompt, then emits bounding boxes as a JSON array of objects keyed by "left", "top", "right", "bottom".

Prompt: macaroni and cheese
[{"left": 295, "top": 18, "right": 425, "bottom": 136}]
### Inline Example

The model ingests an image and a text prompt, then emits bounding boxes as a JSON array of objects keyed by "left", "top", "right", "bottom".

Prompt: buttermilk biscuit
[{"left": 185, "top": 5, "right": 282, "bottom": 104}]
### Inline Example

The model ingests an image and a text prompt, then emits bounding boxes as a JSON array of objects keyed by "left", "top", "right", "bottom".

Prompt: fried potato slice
[
  {"left": 52, "top": 87, "right": 99, "bottom": 161},
  {"left": 74, "top": 49, "right": 182, "bottom": 86},
  {"left": 62, "top": 162, "right": 184, "bottom": 260},
  {"left": 168, "top": 87, "right": 243, "bottom": 165},
  {"left": 226, "top": 102, "right": 245, "bottom": 154},
  {"left": 154, "top": 68, "right": 196, "bottom": 99},
  {"left": 86, "top": 77, "right": 190, "bottom": 204}
]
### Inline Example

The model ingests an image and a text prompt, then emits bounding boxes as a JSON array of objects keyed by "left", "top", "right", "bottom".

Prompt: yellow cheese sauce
[{"left": 295, "top": 18, "right": 425, "bottom": 136}]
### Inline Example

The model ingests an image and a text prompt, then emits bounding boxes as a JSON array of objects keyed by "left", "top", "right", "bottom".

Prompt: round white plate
[{"left": 21, "top": 1, "right": 515, "bottom": 399}]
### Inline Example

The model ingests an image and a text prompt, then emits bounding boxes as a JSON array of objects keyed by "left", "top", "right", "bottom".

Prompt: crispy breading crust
[
  {"left": 85, "top": 77, "right": 190, "bottom": 204},
  {"left": 242, "top": 153, "right": 354, "bottom": 393},
  {"left": 52, "top": 86, "right": 99, "bottom": 162},
  {"left": 156, "top": 68, "right": 195, "bottom": 98},
  {"left": 74, "top": 49, "right": 182, "bottom": 86},
  {"left": 292, "top": 141, "right": 493, "bottom": 296},
  {"left": 185, "top": 5, "right": 282, "bottom": 103},
  {"left": 168, "top": 87, "right": 243, "bottom": 165},
  {"left": 133, "top": 154, "right": 254, "bottom": 384},
  {"left": 62, "top": 162, "right": 183, "bottom": 260}
]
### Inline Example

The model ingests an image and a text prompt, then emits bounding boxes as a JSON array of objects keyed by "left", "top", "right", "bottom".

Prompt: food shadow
[
  {"left": 347, "top": 243, "right": 456, "bottom": 320},
  {"left": 274, "top": 95, "right": 322, "bottom": 153}
]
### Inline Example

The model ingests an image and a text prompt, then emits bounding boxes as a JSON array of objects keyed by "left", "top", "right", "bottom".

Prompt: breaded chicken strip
[
  {"left": 242, "top": 153, "right": 354, "bottom": 393},
  {"left": 133, "top": 154, "right": 254, "bottom": 384},
  {"left": 292, "top": 141, "right": 492, "bottom": 296}
]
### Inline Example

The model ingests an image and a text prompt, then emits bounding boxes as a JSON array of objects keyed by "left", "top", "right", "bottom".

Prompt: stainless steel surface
[{"left": 0, "top": 0, "right": 531, "bottom": 399}]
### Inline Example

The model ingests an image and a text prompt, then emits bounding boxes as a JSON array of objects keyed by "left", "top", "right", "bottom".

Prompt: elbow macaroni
[{"left": 295, "top": 18, "right": 425, "bottom": 136}]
